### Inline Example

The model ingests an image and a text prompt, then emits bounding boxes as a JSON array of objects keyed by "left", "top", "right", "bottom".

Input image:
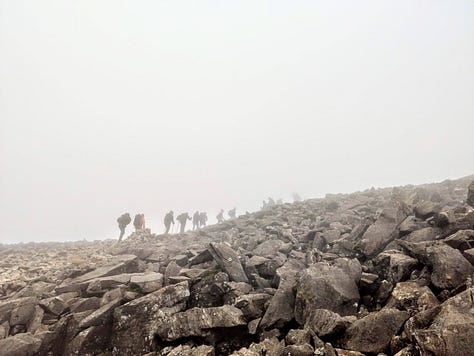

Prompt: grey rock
[
  {"left": 285, "top": 328, "right": 311, "bottom": 345},
  {"left": 360, "top": 199, "right": 410, "bottom": 257},
  {"left": 64, "top": 324, "right": 112, "bottom": 355},
  {"left": 414, "top": 201, "right": 441, "bottom": 219},
  {"left": 443, "top": 229, "right": 474, "bottom": 252},
  {"left": 79, "top": 297, "right": 122, "bottom": 329},
  {"left": 0, "top": 333, "right": 41, "bottom": 356},
  {"left": 260, "top": 259, "right": 305, "bottom": 329},
  {"left": 400, "top": 241, "right": 474, "bottom": 289},
  {"left": 305, "top": 309, "right": 347, "bottom": 337},
  {"left": 385, "top": 281, "right": 439, "bottom": 314},
  {"left": 208, "top": 242, "right": 249, "bottom": 283},
  {"left": 154, "top": 305, "right": 246, "bottom": 341},
  {"left": 412, "top": 287, "right": 474, "bottom": 356},
  {"left": 234, "top": 293, "right": 271, "bottom": 319},
  {"left": 341, "top": 308, "right": 409, "bottom": 354},
  {"left": 112, "top": 281, "right": 190, "bottom": 354},
  {"left": 295, "top": 263, "right": 360, "bottom": 321},
  {"left": 129, "top": 272, "right": 164, "bottom": 293}
]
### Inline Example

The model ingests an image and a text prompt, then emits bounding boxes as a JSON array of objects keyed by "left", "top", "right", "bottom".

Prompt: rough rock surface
[{"left": 1, "top": 175, "right": 473, "bottom": 355}]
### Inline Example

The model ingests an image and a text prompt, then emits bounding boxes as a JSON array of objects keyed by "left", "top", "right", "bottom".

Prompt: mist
[{"left": 1, "top": 1, "right": 473, "bottom": 243}]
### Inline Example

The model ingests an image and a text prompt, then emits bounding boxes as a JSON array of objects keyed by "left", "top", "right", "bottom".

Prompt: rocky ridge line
[{"left": 1, "top": 175, "right": 474, "bottom": 355}]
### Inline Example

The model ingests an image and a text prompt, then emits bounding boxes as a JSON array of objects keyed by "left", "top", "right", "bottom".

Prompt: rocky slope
[{"left": 1, "top": 176, "right": 474, "bottom": 356}]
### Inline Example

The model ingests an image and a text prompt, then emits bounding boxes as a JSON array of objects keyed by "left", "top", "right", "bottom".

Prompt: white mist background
[{"left": 1, "top": 1, "right": 473, "bottom": 243}]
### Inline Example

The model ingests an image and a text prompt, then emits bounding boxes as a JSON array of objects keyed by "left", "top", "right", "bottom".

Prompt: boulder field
[{"left": 1, "top": 175, "right": 474, "bottom": 355}]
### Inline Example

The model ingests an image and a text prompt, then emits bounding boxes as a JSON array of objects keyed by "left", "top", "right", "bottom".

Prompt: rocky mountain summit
[{"left": 1, "top": 176, "right": 474, "bottom": 356}]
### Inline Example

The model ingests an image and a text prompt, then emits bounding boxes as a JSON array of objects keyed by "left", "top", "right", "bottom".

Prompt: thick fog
[{"left": 0, "top": 1, "right": 473, "bottom": 243}]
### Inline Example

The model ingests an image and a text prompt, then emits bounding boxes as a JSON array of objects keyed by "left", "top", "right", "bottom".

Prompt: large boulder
[
  {"left": 411, "top": 287, "right": 474, "bottom": 356},
  {"left": 153, "top": 305, "right": 247, "bottom": 341},
  {"left": 259, "top": 259, "right": 305, "bottom": 329},
  {"left": 385, "top": 281, "right": 439, "bottom": 314},
  {"left": 443, "top": 229, "right": 474, "bottom": 252},
  {"left": 64, "top": 324, "right": 112, "bottom": 355},
  {"left": 112, "top": 281, "right": 190, "bottom": 354},
  {"left": 400, "top": 241, "right": 474, "bottom": 289},
  {"left": 295, "top": 263, "right": 360, "bottom": 322},
  {"left": 359, "top": 199, "right": 410, "bottom": 257},
  {"left": 414, "top": 201, "right": 441, "bottom": 219},
  {"left": 372, "top": 251, "right": 419, "bottom": 284},
  {"left": 305, "top": 309, "right": 347, "bottom": 337},
  {"left": 208, "top": 242, "right": 249, "bottom": 283},
  {"left": 0, "top": 333, "right": 41, "bottom": 356},
  {"left": 340, "top": 308, "right": 409, "bottom": 354}
]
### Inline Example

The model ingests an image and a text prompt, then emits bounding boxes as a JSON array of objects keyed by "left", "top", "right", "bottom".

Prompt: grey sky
[{"left": 1, "top": 1, "right": 473, "bottom": 243}]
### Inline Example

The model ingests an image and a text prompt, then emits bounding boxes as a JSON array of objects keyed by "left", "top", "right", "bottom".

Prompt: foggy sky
[{"left": 1, "top": 1, "right": 473, "bottom": 243}]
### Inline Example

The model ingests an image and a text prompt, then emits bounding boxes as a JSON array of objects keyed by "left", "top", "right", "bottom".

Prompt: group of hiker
[{"left": 116, "top": 208, "right": 237, "bottom": 241}]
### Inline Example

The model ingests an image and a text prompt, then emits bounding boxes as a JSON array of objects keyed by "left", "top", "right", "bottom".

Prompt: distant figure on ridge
[
  {"left": 468, "top": 180, "right": 474, "bottom": 207},
  {"left": 192, "top": 211, "right": 200, "bottom": 230},
  {"left": 216, "top": 209, "right": 225, "bottom": 223},
  {"left": 177, "top": 212, "right": 191, "bottom": 233},
  {"left": 199, "top": 212, "right": 208, "bottom": 227},
  {"left": 133, "top": 213, "right": 144, "bottom": 231},
  {"left": 117, "top": 213, "right": 131, "bottom": 242},
  {"left": 267, "top": 197, "right": 275, "bottom": 206},
  {"left": 228, "top": 207, "right": 236, "bottom": 219},
  {"left": 164, "top": 210, "right": 174, "bottom": 234},
  {"left": 293, "top": 192, "right": 302, "bottom": 202}
]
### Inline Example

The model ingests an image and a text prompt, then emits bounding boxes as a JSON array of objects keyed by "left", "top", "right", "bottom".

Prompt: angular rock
[
  {"left": 164, "top": 261, "right": 182, "bottom": 286},
  {"left": 0, "top": 297, "right": 37, "bottom": 324},
  {"left": 86, "top": 274, "right": 131, "bottom": 294},
  {"left": 154, "top": 305, "right": 246, "bottom": 341},
  {"left": 280, "top": 344, "right": 314, "bottom": 356},
  {"left": 414, "top": 201, "right": 441, "bottom": 219},
  {"left": 285, "top": 328, "right": 312, "bottom": 345},
  {"left": 168, "top": 344, "right": 215, "bottom": 356},
  {"left": 295, "top": 263, "right": 360, "bottom": 322},
  {"left": 385, "top": 281, "right": 439, "bottom": 314},
  {"left": 64, "top": 324, "right": 112, "bottom": 355},
  {"left": 208, "top": 242, "right": 249, "bottom": 283},
  {"left": 360, "top": 199, "right": 409, "bottom": 257},
  {"left": 305, "top": 309, "right": 347, "bottom": 337},
  {"left": 443, "top": 229, "right": 474, "bottom": 252},
  {"left": 402, "top": 227, "right": 441, "bottom": 242},
  {"left": 0, "top": 333, "right": 41, "bottom": 356},
  {"left": 259, "top": 259, "right": 305, "bottom": 329},
  {"left": 234, "top": 293, "right": 271, "bottom": 319},
  {"left": 112, "top": 281, "right": 190, "bottom": 354},
  {"left": 129, "top": 272, "right": 163, "bottom": 293},
  {"left": 412, "top": 287, "right": 474, "bottom": 356},
  {"left": 372, "top": 251, "right": 419, "bottom": 284},
  {"left": 400, "top": 241, "right": 474, "bottom": 289},
  {"left": 78, "top": 297, "right": 122, "bottom": 329},
  {"left": 464, "top": 248, "right": 474, "bottom": 265},
  {"left": 341, "top": 308, "right": 409, "bottom": 354}
]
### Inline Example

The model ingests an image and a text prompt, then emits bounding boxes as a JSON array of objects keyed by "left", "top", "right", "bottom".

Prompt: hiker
[
  {"left": 117, "top": 213, "right": 131, "bottom": 242},
  {"left": 216, "top": 209, "right": 225, "bottom": 223},
  {"left": 228, "top": 207, "right": 236, "bottom": 219},
  {"left": 293, "top": 192, "right": 302, "bottom": 202},
  {"left": 192, "top": 211, "right": 200, "bottom": 230},
  {"left": 133, "top": 214, "right": 143, "bottom": 231},
  {"left": 177, "top": 212, "right": 191, "bottom": 233},
  {"left": 267, "top": 197, "right": 275, "bottom": 206},
  {"left": 164, "top": 211, "right": 174, "bottom": 234},
  {"left": 199, "top": 212, "right": 208, "bottom": 227},
  {"left": 140, "top": 214, "right": 146, "bottom": 229}
]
